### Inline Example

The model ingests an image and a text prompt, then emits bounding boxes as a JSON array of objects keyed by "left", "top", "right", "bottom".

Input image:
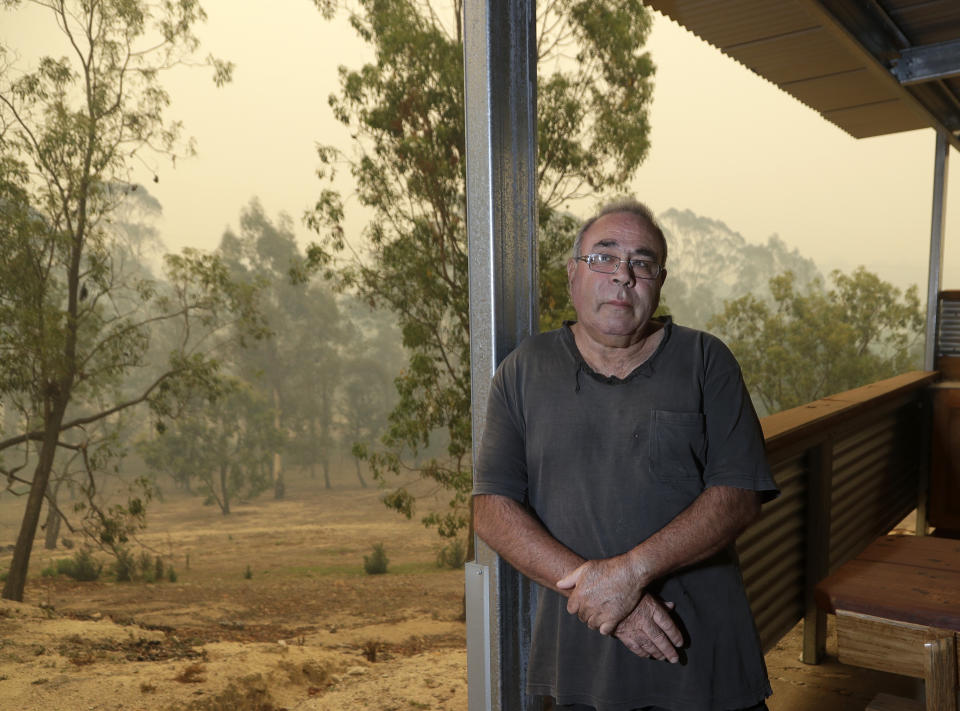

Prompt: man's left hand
[{"left": 556, "top": 556, "right": 644, "bottom": 634}]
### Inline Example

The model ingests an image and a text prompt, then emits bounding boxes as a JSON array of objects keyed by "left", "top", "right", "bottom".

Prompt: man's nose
[{"left": 612, "top": 262, "right": 636, "bottom": 286}]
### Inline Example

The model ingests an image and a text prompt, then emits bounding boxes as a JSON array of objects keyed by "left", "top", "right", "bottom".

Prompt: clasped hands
[{"left": 557, "top": 556, "right": 683, "bottom": 663}]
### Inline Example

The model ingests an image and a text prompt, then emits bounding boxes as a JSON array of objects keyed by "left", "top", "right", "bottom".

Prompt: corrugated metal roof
[{"left": 645, "top": 0, "right": 960, "bottom": 147}]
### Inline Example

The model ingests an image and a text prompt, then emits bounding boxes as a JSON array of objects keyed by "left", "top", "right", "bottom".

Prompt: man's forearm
[
  {"left": 627, "top": 485, "right": 761, "bottom": 588},
  {"left": 559, "top": 485, "right": 761, "bottom": 634},
  {"left": 475, "top": 492, "right": 685, "bottom": 661},
  {"left": 473, "top": 494, "right": 584, "bottom": 593}
]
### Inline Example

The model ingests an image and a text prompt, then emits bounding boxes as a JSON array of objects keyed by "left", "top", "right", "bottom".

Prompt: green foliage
[
  {"left": 216, "top": 200, "right": 348, "bottom": 494},
  {"left": 243, "top": 564, "right": 253, "bottom": 580},
  {"left": 71, "top": 472, "right": 158, "bottom": 574},
  {"left": 363, "top": 543, "right": 389, "bottom": 575},
  {"left": 435, "top": 538, "right": 466, "bottom": 569},
  {"left": 307, "top": 0, "right": 656, "bottom": 547},
  {"left": 0, "top": 0, "right": 248, "bottom": 603},
  {"left": 113, "top": 548, "right": 136, "bottom": 582},
  {"left": 167, "top": 566, "right": 178, "bottom": 583},
  {"left": 138, "top": 551, "right": 153, "bottom": 578},
  {"left": 140, "top": 378, "right": 281, "bottom": 515},
  {"left": 710, "top": 267, "right": 924, "bottom": 416},
  {"left": 46, "top": 549, "right": 103, "bottom": 582}
]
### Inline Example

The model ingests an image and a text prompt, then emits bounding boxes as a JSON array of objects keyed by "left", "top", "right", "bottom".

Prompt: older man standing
[{"left": 473, "top": 200, "right": 779, "bottom": 711}]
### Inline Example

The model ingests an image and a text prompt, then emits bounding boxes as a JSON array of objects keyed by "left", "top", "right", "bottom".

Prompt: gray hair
[{"left": 573, "top": 198, "right": 668, "bottom": 266}]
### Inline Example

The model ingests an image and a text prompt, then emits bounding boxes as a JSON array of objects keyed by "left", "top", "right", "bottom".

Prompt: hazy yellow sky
[{"left": 4, "top": 1, "right": 959, "bottom": 294}]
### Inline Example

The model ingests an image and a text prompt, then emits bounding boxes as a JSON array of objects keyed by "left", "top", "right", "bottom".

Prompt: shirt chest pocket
[{"left": 649, "top": 410, "right": 706, "bottom": 484}]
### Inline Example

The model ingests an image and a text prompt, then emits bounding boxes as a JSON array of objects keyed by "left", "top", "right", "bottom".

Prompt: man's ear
[
  {"left": 566, "top": 258, "right": 576, "bottom": 287},
  {"left": 659, "top": 268, "right": 667, "bottom": 288}
]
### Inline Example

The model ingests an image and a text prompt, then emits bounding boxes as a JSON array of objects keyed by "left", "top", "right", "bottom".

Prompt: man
[{"left": 473, "top": 200, "right": 779, "bottom": 711}]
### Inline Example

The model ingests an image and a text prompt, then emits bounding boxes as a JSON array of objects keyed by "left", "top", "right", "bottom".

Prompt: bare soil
[
  {"left": 0, "top": 471, "right": 467, "bottom": 710},
  {"left": 0, "top": 471, "right": 923, "bottom": 710}
]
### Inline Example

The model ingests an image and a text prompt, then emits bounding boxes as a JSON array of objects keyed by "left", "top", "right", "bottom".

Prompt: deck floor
[{"left": 766, "top": 615, "right": 919, "bottom": 710}]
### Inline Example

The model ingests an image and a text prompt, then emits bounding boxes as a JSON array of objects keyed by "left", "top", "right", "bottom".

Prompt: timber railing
[{"left": 737, "top": 370, "right": 939, "bottom": 662}]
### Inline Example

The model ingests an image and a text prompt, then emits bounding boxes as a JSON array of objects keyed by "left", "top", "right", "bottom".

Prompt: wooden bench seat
[{"left": 815, "top": 536, "right": 960, "bottom": 711}]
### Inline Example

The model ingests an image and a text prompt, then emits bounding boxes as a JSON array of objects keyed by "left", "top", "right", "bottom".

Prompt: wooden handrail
[{"left": 760, "top": 371, "right": 939, "bottom": 454}]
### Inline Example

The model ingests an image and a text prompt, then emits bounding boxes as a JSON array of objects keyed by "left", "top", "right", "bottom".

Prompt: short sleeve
[
  {"left": 702, "top": 344, "right": 779, "bottom": 502},
  {"left": 473, "top": 360, "right": 529, "bottom": 503}
]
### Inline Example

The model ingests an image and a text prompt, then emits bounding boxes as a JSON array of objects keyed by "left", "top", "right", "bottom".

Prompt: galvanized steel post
[
  {"left": 919, "top": 128, "right": 950, "bottom": 537},
  {"left": 463, "top": 1, "right": 540, "bottom": 709},
  {"left": 924, "top": 128, "right": 950, "bottom": 371}
]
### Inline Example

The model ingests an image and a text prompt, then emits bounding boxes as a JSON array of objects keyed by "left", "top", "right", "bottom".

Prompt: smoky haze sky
[{"left": 4, "top": 2, "right": 960, "bottom": 295}]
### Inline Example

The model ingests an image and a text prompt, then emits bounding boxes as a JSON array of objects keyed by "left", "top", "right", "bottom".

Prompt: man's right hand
[{"left": 613, "top": 593, "right": 683, "bottom": 663}]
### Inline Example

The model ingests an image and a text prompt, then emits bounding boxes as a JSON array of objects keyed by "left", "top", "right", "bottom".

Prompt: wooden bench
[{"left": 815, "top": 535, "right": 960, "bottom": 711}]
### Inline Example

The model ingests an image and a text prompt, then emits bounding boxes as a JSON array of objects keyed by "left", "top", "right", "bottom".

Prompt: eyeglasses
[{"left": 575, "top": 253, "right": 663, "bottom": 280}]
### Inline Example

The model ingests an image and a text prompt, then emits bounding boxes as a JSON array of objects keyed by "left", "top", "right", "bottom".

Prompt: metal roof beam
[{"left": 892, "top": 39, "right": 960, "bottom": 85}]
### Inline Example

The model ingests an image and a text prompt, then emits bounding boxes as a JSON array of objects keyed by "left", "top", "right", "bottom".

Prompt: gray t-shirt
[{"left": 474, "top": 319, "right": 779, "bottom": 711}]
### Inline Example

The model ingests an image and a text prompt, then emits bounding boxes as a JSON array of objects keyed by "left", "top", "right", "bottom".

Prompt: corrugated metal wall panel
[
  {"left": 937, "top": 297, "right": 960, "bottom": 357},
  {"left": 732, "top": 380, "right": 927, "bottom": 653},
  {"left": 828, "top": 402, "right": 921, "bottom": 570},
  {"left": 738, "top": 454, "right": 807, "bottom": 651}
]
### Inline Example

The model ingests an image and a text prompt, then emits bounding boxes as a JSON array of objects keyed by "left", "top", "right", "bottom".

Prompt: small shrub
[
  {"left": 52, "top": 550, "right": 102, "bottom": 581},
  {"left": 137, "top": 551, "right": 153, "bottom": 579},
  {"left": 363, "top": 543, "right": 389, "bottom": 575},
  {"left": 435, "top": 538, "right": 467, "bottom": 569},
  {"left": 113, "top": 548, "right": 135, "bottom": 582},
  {"left": 243, "top": 564, "right": 252, "bottom": 580},
  {"left": 167, "top": 565, "right": 178, "bottom": 583},
  {"left": 154, "top": 556, "right": 164, "bottom": 582}
]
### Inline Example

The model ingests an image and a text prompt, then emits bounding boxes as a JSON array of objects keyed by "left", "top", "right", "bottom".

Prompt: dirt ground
[
  {"left": 0, "top": 470, "right": 468, "bottom": 711},
  {"left": 0, "top": 470, "right": 923, "bottom": 710}
]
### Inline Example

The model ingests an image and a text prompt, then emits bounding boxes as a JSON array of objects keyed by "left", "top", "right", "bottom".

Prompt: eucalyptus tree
[
  {"left": 336, "top": 299, "right": 404, "bottom": 488},
  {"left": 710, "top": 268, "right": 924, "bottom": 416},
  {"left": 658, "top": 208, "right": 822, "bottom": 331},
  {"left": 306, "top": 0, "right": 656, "bottom": 550},
  {"left": 140, "top": 379, "right": 280, "bottom": 515},
  {"left": 0, "top": 0, "right": 260, "bottom": 602},
  {"left": 217, "top": 199, "right": 346, "bottom": 494}
]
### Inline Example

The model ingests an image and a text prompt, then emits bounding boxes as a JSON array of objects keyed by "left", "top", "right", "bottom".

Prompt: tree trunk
[
  {"left": 3, "top": 403, "right": 68, "bottom": 601},
  {"left": 219, "top": 463, "right": 230, "bottom": 515},
  {"left": 354, "top": 457, "right": 368, "bottom": 488},
  {"left": 308, "top": 417, "right": 317, "bottom": 479},
  {"left": 272, "top": 388, "right": 284, "bottom": 499},
  {"left": 43, "top": 477, "right": 64, "bottom": 550},
  {"left": 322, "top": 454, "right": 331, "bottom": 490},
  {"left": 320, "top": 384, "right": 332, "bottom": 489}
]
